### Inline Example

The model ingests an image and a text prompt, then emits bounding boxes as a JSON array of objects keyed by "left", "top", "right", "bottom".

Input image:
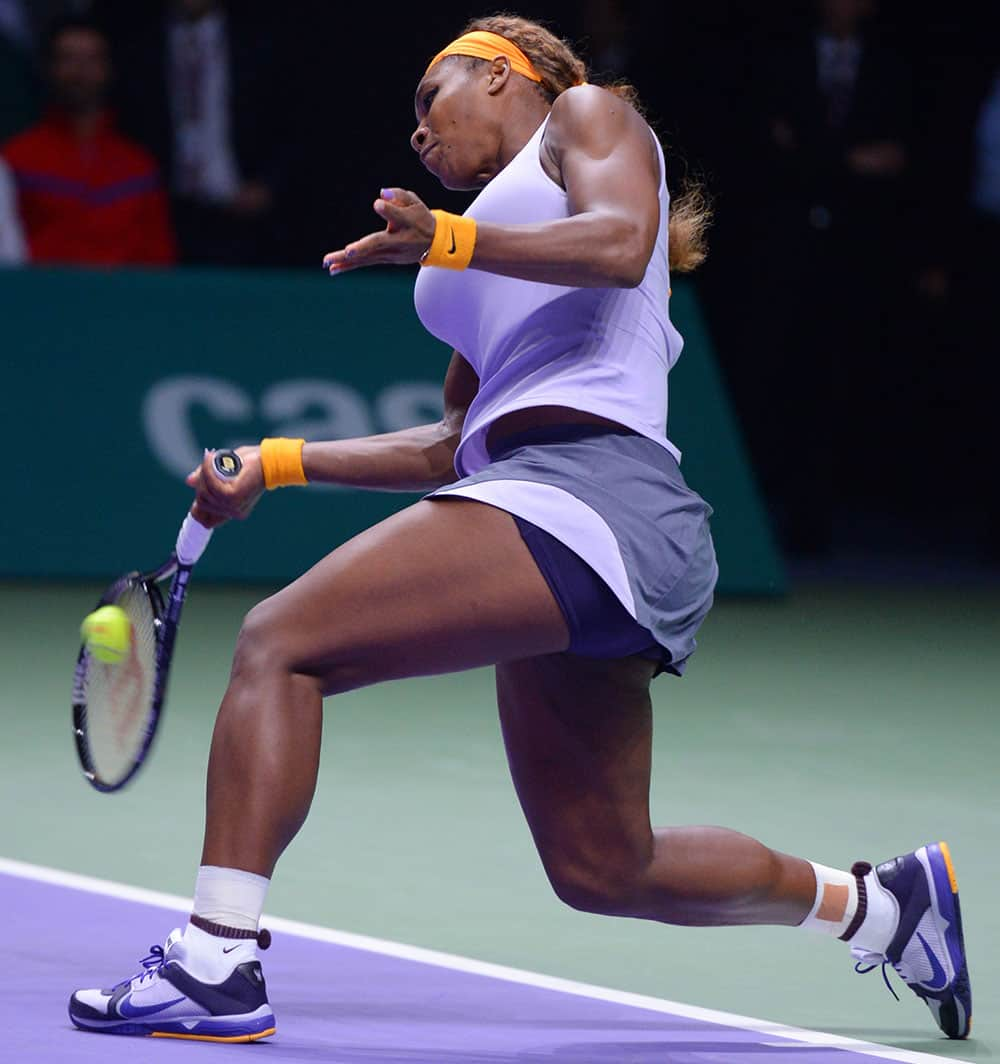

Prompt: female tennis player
[{"left": 70, "top": 15, "right": 970, "bottom": 1042}]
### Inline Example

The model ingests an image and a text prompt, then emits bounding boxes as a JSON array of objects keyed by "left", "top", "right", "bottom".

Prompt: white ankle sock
[
  {"left": 180, "top": 921, "right": 260, "bottom": 983},
  {"left": 800, "top": 862, "right": 860, "bottom": 938},
  {"left": 192, "top": 865, "right": 270, "bottom": 931},
  {"left": 799, "top": 861, "right": 899, "bottom": 954},
  {"left": 183, "top": 865, "right": 271, "bottom": 983}
]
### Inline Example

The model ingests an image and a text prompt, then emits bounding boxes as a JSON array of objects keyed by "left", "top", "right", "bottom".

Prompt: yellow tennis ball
[{"left": 81, "top": 605, "right": 132, "bottom": 665}]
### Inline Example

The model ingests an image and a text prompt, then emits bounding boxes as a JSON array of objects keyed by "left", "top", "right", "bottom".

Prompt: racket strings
[{"left": 79, "top": 582, "right": 159, "bottom": 786}]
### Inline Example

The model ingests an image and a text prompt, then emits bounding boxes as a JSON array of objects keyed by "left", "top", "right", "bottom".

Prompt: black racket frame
[
  {"left": 71, "top": 555, "right": 191, "bottom": 792},
  {"left": 71, "top": 449, "right": 241, "bottom": 792}
]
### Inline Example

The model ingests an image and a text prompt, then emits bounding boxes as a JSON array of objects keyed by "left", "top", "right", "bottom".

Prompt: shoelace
[
  {"left": 113, "top": 944, "right": 166, "bottom": 992},
  {"left": 851, "top": 947, "right": 901, "bottom": 1002}
]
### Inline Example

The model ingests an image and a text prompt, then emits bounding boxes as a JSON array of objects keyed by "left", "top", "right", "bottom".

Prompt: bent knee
[
  {"left": 546, "top": 855, "right": 650, "bottom": 918},
  {"left": 231, "top": 597, "right": 300, "bottom": 678},
  {"left": 231, "top": 598, "right": 369, "bottom": 696}
]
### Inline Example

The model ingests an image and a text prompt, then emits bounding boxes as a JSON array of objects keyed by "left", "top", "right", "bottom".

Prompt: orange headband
[{"left": 425, "top": 30, "right": 542, "bottom": 83}]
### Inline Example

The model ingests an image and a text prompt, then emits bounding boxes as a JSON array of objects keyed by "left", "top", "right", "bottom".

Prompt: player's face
[{"left": 411, "top": 60, "right": 502, "bottom": 191}]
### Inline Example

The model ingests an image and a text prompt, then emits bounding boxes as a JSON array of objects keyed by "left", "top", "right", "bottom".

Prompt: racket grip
[
  {"left": 177, "top": 450, "right": 241, "bottom": 565},
  {"left": 213, "top": 450, "right": 243, "bottom": 479},
  {"left": 176, "top": 513, "right": 213, "bottom": 566}
]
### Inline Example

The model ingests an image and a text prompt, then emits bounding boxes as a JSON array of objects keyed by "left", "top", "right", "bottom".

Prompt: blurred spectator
[
  {"left": 99, "top": 0, "right": 297, "bottom": 266},
  {"left": 581, "top": 0, "right": 633, "bottom": 78},
  {"left": 0, "top": 0, "right": 39, "bottom": 141},
  {"left": 0, "top": 156, "right": 26, "bottom": 262},
  {"left": 773, "top": 0, "right": 910, "bottom": 191},
  {"left": 971, "top": 67, "right": 1000, "bottom": 224},
  {"left": 737, "top": 0, "right": 915, "bottom": 553},
  {"left": 964, "top": 62, "right": 1000, "bottom": 554},
  {"left": 0, "top": 0, "right": 30, "bottom": 46},
  {"left": 0, "top": 1, "right": 101, "bottom": 140},
  {"left": 1, "top": 15, "right": 176, "bottom": 265},
  {"left": 1, "top": 0, "right": 93, "bottom": 40}
]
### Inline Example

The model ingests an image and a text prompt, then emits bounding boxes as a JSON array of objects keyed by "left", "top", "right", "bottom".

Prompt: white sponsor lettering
[
  {"left": 375, "top": 383, "right": 447, "bottom": 433},
  {"left": 261, "top": 379, "right": 372, "bottom": 443},
  {"left": 142, "top": 376, "right": 253, "bottom": 479},
  {"left": 142, "top": 376, "right": 444, "bottom": 480}
]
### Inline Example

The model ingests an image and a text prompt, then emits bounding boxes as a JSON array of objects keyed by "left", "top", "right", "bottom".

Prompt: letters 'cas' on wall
[{"left": 2, "top": 267, "right": 782, "bottom": 594}]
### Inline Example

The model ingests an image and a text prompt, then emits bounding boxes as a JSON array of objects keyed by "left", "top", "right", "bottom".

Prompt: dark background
[{"left": 3, "top": 0, "right": 998, "bottom": 577}]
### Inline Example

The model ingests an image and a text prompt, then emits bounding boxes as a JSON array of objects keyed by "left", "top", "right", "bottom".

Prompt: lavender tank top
[{"left": 413, "top": 111, "right": 684, "bottom": 477}]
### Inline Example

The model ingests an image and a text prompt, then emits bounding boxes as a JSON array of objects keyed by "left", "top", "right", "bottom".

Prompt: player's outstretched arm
[{"left": 186, "top": 351, "right": 478, "bottom": 525}]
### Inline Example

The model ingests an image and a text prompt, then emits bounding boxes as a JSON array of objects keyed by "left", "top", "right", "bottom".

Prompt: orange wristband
[
  {"left": 259, "top": 437, "right": 307, "bottom": 489},
  {"left": 420, "top": 210, "right": 477, "bottom": 270}
]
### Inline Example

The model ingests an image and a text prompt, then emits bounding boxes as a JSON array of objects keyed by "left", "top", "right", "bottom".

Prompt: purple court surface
[{"left": 2, "top": 861, "right": 971, "bottom": 1064}]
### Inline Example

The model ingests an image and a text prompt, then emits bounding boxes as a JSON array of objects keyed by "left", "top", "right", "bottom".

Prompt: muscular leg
[
  {"left": 496, "top": 652, "right": 816, "bottom": 926},
  {"left": 202, "top": 499, "right": 569, "bottom": 877}
]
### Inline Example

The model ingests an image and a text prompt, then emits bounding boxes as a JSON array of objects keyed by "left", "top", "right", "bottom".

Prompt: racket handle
[
  {"left": 176, "top": 512, "right": 213, "bottom": 566},
  {"left": 213, "top": 450, "right": 243, "bottom": 479},
  {"left": 176, "top": 450, "right": 243, "bottom": 566}
]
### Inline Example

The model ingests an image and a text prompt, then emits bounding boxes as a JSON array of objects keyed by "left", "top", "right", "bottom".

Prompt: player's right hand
[
  {"left": 322, "top": 187, "right": 436, "bottom": 275},
  {"left": 186, "top": 446, "right": 265, "bottom": 527}
]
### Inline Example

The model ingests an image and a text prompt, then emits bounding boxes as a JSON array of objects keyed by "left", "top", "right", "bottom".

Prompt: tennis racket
[{"left": 71, "top": 449, "right": 243, "bottom": 792}]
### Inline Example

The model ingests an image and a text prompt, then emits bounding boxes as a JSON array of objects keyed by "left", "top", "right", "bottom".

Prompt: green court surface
[{"left": 1, "top": 578, "right": 996, "bottom": 1058}]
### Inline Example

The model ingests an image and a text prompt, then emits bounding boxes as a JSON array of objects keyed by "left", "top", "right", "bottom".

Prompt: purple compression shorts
[{"left": 511, "top": 513, "right": 665, "bottom": 666}]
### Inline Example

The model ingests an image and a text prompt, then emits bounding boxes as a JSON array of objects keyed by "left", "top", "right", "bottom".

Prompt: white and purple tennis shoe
[
  {"left": 68, "top": 927, "right": 275, "bottom": 1042},
  {"left": 851, "top": 842, "right": 971, "bottom": 1039}
]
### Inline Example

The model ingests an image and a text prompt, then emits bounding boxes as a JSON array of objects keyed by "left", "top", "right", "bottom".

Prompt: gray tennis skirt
[{"left": 428, "top": 424, "right": 718, "bottom": 676}]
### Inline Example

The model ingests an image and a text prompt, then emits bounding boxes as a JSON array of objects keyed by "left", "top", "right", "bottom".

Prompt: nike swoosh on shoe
[
  {"left": 118, "top": 995, "right": 186, "bottom": 1018},
  {"left": 915, "top": 932, "right": 949, "bottom": 992}
]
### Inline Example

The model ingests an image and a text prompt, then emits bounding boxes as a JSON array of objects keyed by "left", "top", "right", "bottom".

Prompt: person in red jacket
[{"left": 1, "top": 15, "right": 176, "bottom": 266}]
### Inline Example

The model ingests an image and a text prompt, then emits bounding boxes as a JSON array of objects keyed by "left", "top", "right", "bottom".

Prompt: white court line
[{"left": 0, "top": 856, "right": 973, "bottom": 1064}]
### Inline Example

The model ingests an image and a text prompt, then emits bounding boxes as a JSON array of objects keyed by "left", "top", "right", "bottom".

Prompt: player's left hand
[{"left": 322, "top": 188, "right": 436, "bottom": 275}]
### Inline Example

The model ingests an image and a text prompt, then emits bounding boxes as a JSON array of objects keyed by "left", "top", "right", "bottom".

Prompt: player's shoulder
[{"left": 545, "top": 84, "right": 648, "bottom": 154}]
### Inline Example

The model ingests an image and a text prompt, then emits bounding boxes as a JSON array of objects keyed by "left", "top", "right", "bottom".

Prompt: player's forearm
[
  {"left": 301, "top": 420, "right": 462, "bottom": 492},
  {"left": 469, "top": 213, "right": 651, "bottom": 289}
]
